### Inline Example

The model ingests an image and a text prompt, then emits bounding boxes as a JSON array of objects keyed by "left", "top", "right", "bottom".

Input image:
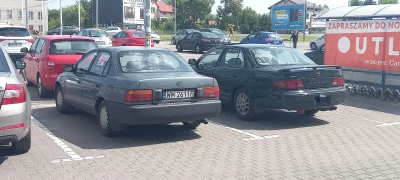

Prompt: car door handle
[{"left": 233, "top": 76, "right": 239, "bottom": 79}]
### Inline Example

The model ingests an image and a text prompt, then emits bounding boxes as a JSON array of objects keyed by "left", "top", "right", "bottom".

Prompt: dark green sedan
[{"left": 189, "top": 44, "right": 347, "bottom": 121}]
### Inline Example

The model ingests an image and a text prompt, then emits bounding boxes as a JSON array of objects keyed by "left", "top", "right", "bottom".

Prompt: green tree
[
  {"left": 164, "top": 0, "right": 214, "bottom": 29},
  {"left": 363, "top": 0, "right": 377, "bottom": 5},
  {"left": 323, "top": 4, "right": 329, "bottom": 9},
  {"left": 62, "top": 4, "right": 88, "bottom": 27},
  {"left": 48, "top": 9, "right": 60, "bottom": 30},
  {"left": 238, "top": 7, "right": 259, "bottom": 33},
  {"left": 80, "top": 0, "right": 92, "bottom": 28},
  {"left": 216, "top": 0, "right": 243, "bottom": 30},
  {"left": 380, "top": 0, "right": 398, "bottom": 4},
  {"left": 349, "top": 0, "right": 365, "bottom": 6},
  {"left": 258, "top": 13, "right": 272, "bottom": 32}
]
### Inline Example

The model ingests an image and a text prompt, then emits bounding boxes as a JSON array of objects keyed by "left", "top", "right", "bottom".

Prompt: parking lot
[{"left": 2, "top": 42, "right": 400, "bottom": 180}]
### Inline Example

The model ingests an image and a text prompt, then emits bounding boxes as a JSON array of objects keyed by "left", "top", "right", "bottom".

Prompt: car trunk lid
[
  {"left": 46, "top": 54, "right": 84, "bottom": 76},
  {"left": 0, "top": 73, "right": 10, "bottom": 110}
]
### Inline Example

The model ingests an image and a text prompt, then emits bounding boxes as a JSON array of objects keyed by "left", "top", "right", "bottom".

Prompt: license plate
[
  {"left": 8, "top": 43, "right": 22, "bottom": 47},
  {"left": 163, "top": 90, "right": 194, "bottom": 99},
  {"left": 314, "top": 94, "right": 330, "bottom": 106},
  {"left": 97, "top": 41, "right": 105, "bottom": 45}
]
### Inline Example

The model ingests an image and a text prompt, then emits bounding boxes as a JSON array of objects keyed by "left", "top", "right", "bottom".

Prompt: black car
[
  {"left": 176, "top": 32, "right": 225, "bottom": 53},
  {"left": 304, "top": 45, "right": 325, "bottom": 65},
  {"left": 188, "top": 44, "right": 347, "bottom": 121},
  {"left": 47, "top": 26, "right": 80, "bottom": 35},
  {"left": 54, "top": 46, "right": 221, "bottom": 136},
  {"left": 199, "top": 28, "right": 231, "bottom": 44}
]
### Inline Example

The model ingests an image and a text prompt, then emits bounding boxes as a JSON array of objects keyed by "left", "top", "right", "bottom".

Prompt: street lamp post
[
  {"left": 174, "top": 0, "right": 176, "bottom": 35},
  {"left": 25, "top": 0, "right": 28, "bottom": 29},
  {"left": 21, "top": 0, "right": 24, "bottom": 25},
  {"left": 78, "top": 0, "right": 81, "bottom": 30},
  {"left": 60, "top": 0, "right": 63, "bottom": 35},
  {"left": 42, "top": 0, "right": 44, "bottom": 35},
  {"left": 144, "top": 0, "right": 151, "bottom": 47},
  {"left": 96, "top": 0, "right": 99, "bottom": 29}
]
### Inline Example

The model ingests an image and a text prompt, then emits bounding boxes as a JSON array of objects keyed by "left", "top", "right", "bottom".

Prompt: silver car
[
  {"left": 0, "top": 46, "right": 31, "bottom": 153},
  {"left": 172, "top": 29, "right": 199, "bottom": 44},
  {"left": 77, "top": 29, "right": 112, "bottom": 47}
]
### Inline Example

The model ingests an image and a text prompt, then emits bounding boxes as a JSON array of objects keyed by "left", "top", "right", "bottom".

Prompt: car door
[
  {"left": 180, "top": 33, "right": 192, "bottom": 50},
  {"left": 241, "top": 34, "right": 256, "bottom": 44},
  {"left": 111, "top": 32, "right": 121, "bottom": 46},
  {"left": 186, "top": 33, "right": 199, "bottom": 50},
  {"left": 212, "top": 48, "right": 246, "bottom": 101},
  {"left": 24, "top": 39, "right": 39, "bottom": 82},
  {"left": 80, "top": 51, "right": 111, "bottom": 114},
  {"left": 192, "top": 47, "right": 223, "bottom": 77},
  {"left": 32, "top": 39, "right": 46, "bottom": 83},
  {"left": 254, "top": 33, "right": 266, "bottom": 44},
  {"left": 63, "top": 51, "right": 98, "bottom": 108},
  {"left": 120, "top": 32, "right": 128, "bottom": 45}
]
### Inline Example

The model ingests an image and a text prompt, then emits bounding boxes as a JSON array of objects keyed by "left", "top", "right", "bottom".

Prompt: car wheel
[
  {"left": 303, "top": 110, "right": 319, "bottom": 116},
  {"left": 98, "top": 101, "right": 124, "bottom": 137},
  {"left": 195, "top": 44, "right": 202, "bottom": 54},
  {"left": 122, "top": 43, "right": 126, "bottom": 46},
  {"left": 37, "top": 75, "right": 52, "bottom": 98},
  {"left": 53, "top": 32, "right": 57, "bottom": 35},
  {"left": 172, "top": 38, "right": 176, "bottom": 45},
  {"left": 72, "top": 32, "right": 77, "bottom": 35},
  {"left": 55, "top": 86, "right": 73, "bottom": 114},
  {"left": 12, "top": 129, "right": 31, "bottom": 154},
  {"left": 183, "top": 121, "right": 201, "bottom": 130},
  {"left": 310, "top": 43, "right": 317, "bottom": 50},
  {"left": 176, "top": 43, "right": 183, "bottom": 52},
  {"left": 234, "top": 88, "right": 257, "bottom": 121}
]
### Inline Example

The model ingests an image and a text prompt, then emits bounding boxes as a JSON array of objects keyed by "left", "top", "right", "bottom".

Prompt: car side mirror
[
  {"left": 20, "top": 47, "right": 29, "bottom": 53},
  {"left": 15, "top": 61, "right": 26, "bottom": 69},
  {"left": 64, "top": 64, "right": 75, "bottom": 72},
  {"left": 188, "top": 59, "right": 197, "bottom": 65}
]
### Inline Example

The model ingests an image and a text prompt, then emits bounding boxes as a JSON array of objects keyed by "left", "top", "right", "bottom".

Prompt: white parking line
[
  {"left": 377, "top": 122, "right": 400, "bottom": 127},
  {"left": 208, "top": 120, "right": 279, "bottom": 141}
]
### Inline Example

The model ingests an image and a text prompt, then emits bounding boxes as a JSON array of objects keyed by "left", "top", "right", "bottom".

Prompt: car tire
[
  {"left": 233, "top": 88, "right": 257, "bottom": 121},
  {"left": 183, "top": 121, "right": 201, "bottom": 130},
  {"left": 310, "top": 43, "right": 317, "bottom": 50},
  {"left": 37, "top": 75, "right": 52, "bottom": 98},
  {"left": 195, "top": 44, "right": 202, "bottom": 54},
  {"left": 303, "top": 110, "right": 319, "bottom": 116},
  {"left": 12, "top": 129, "right": 31, "bottom": 154},
  {"left": 55, "top": 86, "right": 73, "bottom": 114},
  {"left": 122, "top": 43, "right": 126, "bottom": 46},
  {"left": 176, "top": 43, "right": 183, "bottom": 52},
  {"left": 98, "top": 100, "right": 124, "bottom": 137}
]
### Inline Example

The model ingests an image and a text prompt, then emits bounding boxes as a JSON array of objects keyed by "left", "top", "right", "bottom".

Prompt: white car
[
  {"left": 77, "top": 29, "right": 112, "bottom": 47},
  {"left": 151, "top": 30, "right": 160, "bottom": 44},
  {"left": 0, "top": 26, "right": 34, "bottom": 61},
  {"left": 104, "top": 27, "right": 121, "bottom": 37},
  {"left": 310, "top": 35, "right": 325, "bottom": 50}
]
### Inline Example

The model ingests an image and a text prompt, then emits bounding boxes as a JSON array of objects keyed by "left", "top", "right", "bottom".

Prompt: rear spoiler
[{"left": 278, "top": 65, "right": 342, "bottom": 72}]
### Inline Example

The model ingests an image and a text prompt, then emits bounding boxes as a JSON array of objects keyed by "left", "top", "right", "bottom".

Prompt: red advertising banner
[{"left": 325, "top": 20, "right": 400, "bottom": 72}]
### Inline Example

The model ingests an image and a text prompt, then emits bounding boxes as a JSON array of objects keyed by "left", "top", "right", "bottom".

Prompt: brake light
[
  {"left": 333, "top": 77, "right": 345, "bottom": 86},
  {"left": 204, "top": 86, "right": 220, "bottom": 98},
  {"left": 124, "top": 90, "right": 153, "bottom": 102},
  {"left": 273, "top": 79, "right": 304, "bottom": 90},
  {"left": 0, "top": 123, "right": 25, "bottom": 130},
  {"left": 265, "top": 38, "right": 272, "bottom": 43},
  {"left": 1, "top": 84, "right": 26, "bottom": 105},
  {"left": 26, "top": 39, "right": 34, "bottom": 43},
  {"left": 202, "top": 39, "right": 211, "bottom": 43}
]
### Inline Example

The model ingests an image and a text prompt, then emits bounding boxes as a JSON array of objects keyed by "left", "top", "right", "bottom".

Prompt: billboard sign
[
  {"left": 310, "top": 17, "right": 326, "bottom": 28},
  {"left": 123, "top": 0, "right": 145, "bottom": 24},
  {"left": 325, "top": 20, "right": 400, "bottom": 72},
  {"left": 271, "top": 4, "right": 305, "bottom": 30}
]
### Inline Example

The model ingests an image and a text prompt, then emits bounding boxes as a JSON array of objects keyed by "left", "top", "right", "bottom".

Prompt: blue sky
[{"left": 48, "top": 0, "right": 349, "bottom": 14}]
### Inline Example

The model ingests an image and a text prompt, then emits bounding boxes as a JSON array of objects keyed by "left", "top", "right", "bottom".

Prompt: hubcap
[
  {"left": 38, "top": 78, "right": 42, "bottom": 94},
  {"left": 196, "top": 46, "right": 200, "bottom": 52},
  {"left": 236, "top": 93, "right": 250, "bottom": 115},
  {"left": 312, "top": 44, "right": 316, "bottom": 49},
  {"left": 100, "top": 106, "right": 109, "bottom": 130},
  {"left": 56, "top": 90, "right": 63, "bottom": 107},
  {"left": 177, "top": 44, "right": 181, "bottom": 50}
]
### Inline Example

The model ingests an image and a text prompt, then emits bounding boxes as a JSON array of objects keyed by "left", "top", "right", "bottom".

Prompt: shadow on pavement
[
  {"left": 212, "top": 105, "right": 329, "bottom": 131},
  {"left": 0, "top": 155, "right": 7, "bottom": 165},
  {"left": 343, "top": 96, "right": 400, "bottom": 115}
]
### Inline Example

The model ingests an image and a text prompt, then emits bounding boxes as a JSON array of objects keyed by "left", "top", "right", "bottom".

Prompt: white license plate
[
  {"left": 163, "top": 90, "right": 194, "bottom": 99},
  {"left": 97, "top": 41, "right": 105, "bottom": 45},
  {"left": 8, "top": 43, "right": 22, "bottom": 47}
]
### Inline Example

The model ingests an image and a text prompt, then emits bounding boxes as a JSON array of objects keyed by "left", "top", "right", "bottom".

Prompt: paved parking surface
[{"left": 1, "top": 42, "right": 400, "bottom": 180}]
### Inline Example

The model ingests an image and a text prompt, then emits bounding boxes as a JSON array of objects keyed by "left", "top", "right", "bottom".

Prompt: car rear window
[
  {"left": 88, "top": 30, "right": 108, "bottom": 37},
  {"left": 0, "top": 49, "right": 10, "bottom": 72},
  {"left": 118, "top": 50, "right": 194, "bottom": 73},
  {"left": 49, "top": 40, "right": 98, "bottom": 55},
  {"left": 250, "top": 47, "right": 315, "bottom": 66},
  {"left": 130, "top": 32, "right": 145, "bottom": 37},
  {"left": 0, "top": 27, "right": 30, "bottom": 37},
  {"left": 267, "top": 33, "right": 281, "bottom": 39},
  {"left": 201, "top": 32, "right": 218, "bottom": 38}
]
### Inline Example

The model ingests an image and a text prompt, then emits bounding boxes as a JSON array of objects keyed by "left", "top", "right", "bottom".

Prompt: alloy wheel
[
  {"left": 37, "top": 77, "right": 42, "bottom": 95},
  {"left": 236, "top": 93, "right": 250, "bottom": 115},
  {"left": 100, "top": 106, "right": 109, "bottom": 130}
]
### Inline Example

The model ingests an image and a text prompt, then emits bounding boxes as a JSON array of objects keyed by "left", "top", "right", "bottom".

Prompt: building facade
[{"left": 0, "top": 0, "right": 48, "bottom": 33}]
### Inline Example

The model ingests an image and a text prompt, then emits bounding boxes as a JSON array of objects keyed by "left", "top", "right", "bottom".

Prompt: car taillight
[
  {"left": 332, "top": 77, "right": 345, "bottom": 86},
  {"left": 124, "top": 90, "right": 153, "bottom": 102},
  {"left": 202, "top": 39, "right": 211, "bottom": 43},
  {"left": 26, "top": 39, "right": 34, "bottom": 43},
  {"left": 273, "top": 79, "right": 304, "bottom": 90},
  {"left": 0, "top": 123, "right": 25, "bottom": 130},
  {"left": 265, "top": 38, "right": 272, "bottom": 43},
  {"left": 1, "top": 84, "right": 26, "bottom": 105},
  {"left": 204, "top": 86, "right": 219, "bottom": 98}
]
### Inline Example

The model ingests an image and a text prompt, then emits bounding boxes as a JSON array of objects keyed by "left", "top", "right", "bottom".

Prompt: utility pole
[
  {"left": 25, "top": 0, "right": 28, "bottom": 29},
  {"left": 78, "top": 0, "right": 81, "bottom": 30},
  {"left": 96, "top": 0, "right": 99, "bottom": 29},
  {"left": 303, "top": 0, "right": 306, "bottom": 41},
  {"left": 144, "top": 0, "right": 151, "bottom": 47},
  {"left": 174, "top": 0, "right": 176, "bottom": 35},
  {"left": 60, "top": 0, "right": 63, "bottom": 35},
  {"left": 42, "top": 0, "right": 44, "bottom": 35},
  {"left": 21, "top": 0, "right": 24, "bottom": 26}
]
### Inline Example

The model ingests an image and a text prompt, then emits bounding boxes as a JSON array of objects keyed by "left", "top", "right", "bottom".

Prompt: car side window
[
  {"left": 247, "top": 34, "right": 256, "bottom": 39},
  {"left": 193, "top": 33, "right": 201, "bottom": 39},
  {"left": 82, "top": 30, "right": 88, "bottom": 36},
  {"left": 121, "top": 32, "right": 127, "bottom": 38},
  {"left": 78, "top": 31, "right": 83, "bottom": 36},
  {"left": 219, "top": 48, "right": 245, "bottom": 68},
  {"left": 321, "top": 35, "right": 325, "bottom": 40},
  {"left": 115, "top": 32, "right": 122, "bottom": 38},
  {"left": 76, "top": 52, "right": 98, "bottom": 74},
  {"left": 255, "top": 33, "right": 264, "bottom": 38},
  {"left": 185, "top": 33, "right": 193, "bottom": 39},
  {"left": 89, "top": 52, "right": 111, "bottom": 76},
  {"left": 29, "top": 39, "right": 39, "bottom": 52},
  {"left": 35, "top": 39, "right": 46, "bottom": 54},
  {"left": 198, "top": 48, "right": 223, "bottom": 67}
]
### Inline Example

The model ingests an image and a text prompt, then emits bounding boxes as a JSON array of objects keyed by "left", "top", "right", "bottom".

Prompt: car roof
[
  {"left": 98, "top": 46, "right": 172, "bottom": 52},
  {"left": 81, "top": 29, "right": 106, "bottom": 31},
  {"left": 39, "top": 35, "right": 96, "bottom": 41},
  {"left": 221, "top": 44, "right": 290, "bottom": 49},
  {"left": 256, "top": 31, "right": 277, "bottom": 34},
  {"left": 0, "top": 25, "right": 27, "bottom": 28}
]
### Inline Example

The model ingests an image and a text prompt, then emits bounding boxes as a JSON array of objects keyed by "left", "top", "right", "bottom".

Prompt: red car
[
  {"left": 21, "top": 35, "right": 98, "bottom": 98},
  {"left": 111, "top": 30, "right": 155, "bottom": 47}
]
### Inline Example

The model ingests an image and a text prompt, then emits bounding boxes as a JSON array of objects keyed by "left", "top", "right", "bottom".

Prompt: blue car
[{"left": 240, "top": 32, "right": 284, "bottom": 46}]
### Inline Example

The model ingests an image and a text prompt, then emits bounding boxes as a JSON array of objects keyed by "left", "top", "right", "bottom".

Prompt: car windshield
[
  {"left": 0, "top": 27, "right": 30, "bottom": 37},
  {"left": 267, "top": 33, "right": 280, "bottom": 39},
  {"left": 0, "top": 50, "right": 9, "bottom": 72},
  {"left": 201, "top": 32, "right": 218, "bottom": 38},
  {"left": 106, "top": 27, "right": 118, "bottom": 31},
  {"left": 88, "top": 30, "right": 108, "bottom": 37},
  {"left": 118, "top": 50, "right": 194, "bottom": 72},
  {"left": 250, "top": 47, "right": 315, "bottom": 66},
  {"left": 49, "top": 40, "right": 98, "bottom": 55},
  {"left": 211, "top": 29, "right": 224, "bottom": 35},
  {"left": 130, "top": 31, "right": 145, "bottom": 37}
]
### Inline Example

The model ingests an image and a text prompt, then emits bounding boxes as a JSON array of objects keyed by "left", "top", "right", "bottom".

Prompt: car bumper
[
  {"left": 253, "top": 87, "right": 348, "bottom": 111},
  {"left": 151, "top": 38, "right": 160, "bottom": 42},
  {"left": 98, "top": 44, "right": 112, "bottom": 47},
  {"left": 0, "top": 101, "right": 31, "bottom": 145},
  {"left": 108, "top": 100, "right": 222, "bottom": 125}
]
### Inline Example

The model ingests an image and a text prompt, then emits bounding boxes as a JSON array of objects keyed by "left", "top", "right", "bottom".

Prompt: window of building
[
  {"left": 140, "top": 9, "right": 144, "bottom": 19},
  {"left": 7, "top": 10, "right": 12, "bottom": 19},
  {"left": 29, "top": 25, "right": 34, "bottom": 30},
  {"left": 18, "top": 10, "right": 22, "bottom": 20},
  {"left": 38, "top": 12, "right": 42, "bottom": 20},
  {"left": 151, "top": 7, "right": 155, "bottom": 13},
  {"left": 29, "top": 11, "right": 33, "bottom": 20},
  {"left": 38, "top": 25, "right": 43, "bottom": 33}
]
